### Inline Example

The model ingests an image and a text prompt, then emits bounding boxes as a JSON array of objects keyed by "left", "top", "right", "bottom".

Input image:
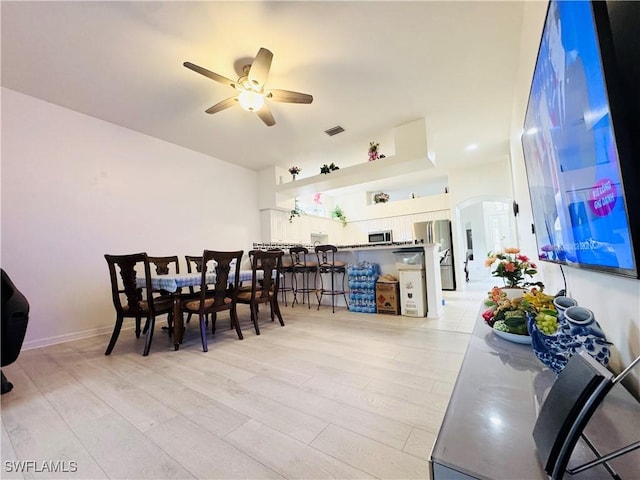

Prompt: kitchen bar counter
[
  {"left": 337, "top": 243, "right": 443, "bottom": 318},
  {"left": 252, "top": 241, "right": 444, "bottom": 317}
]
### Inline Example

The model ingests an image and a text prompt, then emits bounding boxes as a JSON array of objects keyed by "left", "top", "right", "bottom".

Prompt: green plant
[
  {"left": 331, "top": 205, "right": 347, "bottom": 227},
  {"left": 320, "top": 162, "right": 340, "bottom": 174},
  {"left": 289, "top": 200, "right": 301, "bottom": 223}
]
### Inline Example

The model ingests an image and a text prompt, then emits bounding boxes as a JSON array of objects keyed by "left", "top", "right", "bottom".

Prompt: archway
[{"left": 453, "top": 195, "right": 516, "bottom": 289}]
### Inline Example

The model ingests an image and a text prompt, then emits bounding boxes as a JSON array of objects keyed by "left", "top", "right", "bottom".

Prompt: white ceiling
[{"left": 1, "top": 1, "right": 534, "bottom": 193}]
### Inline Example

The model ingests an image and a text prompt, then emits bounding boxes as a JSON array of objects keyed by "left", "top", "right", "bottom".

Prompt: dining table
[{"left": 136, "top": 270, "right": 260, "bottom": 350}]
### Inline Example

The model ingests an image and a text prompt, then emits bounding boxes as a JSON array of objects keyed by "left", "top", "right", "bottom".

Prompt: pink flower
[
  {"left": 517, "top": 254, "right": 529, "bottom": 262},
  {"left": 504, "top": 262, "right": 516, "bottom": 272}
]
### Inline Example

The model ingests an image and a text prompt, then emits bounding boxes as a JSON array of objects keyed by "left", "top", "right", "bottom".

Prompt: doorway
[{"left": 455, "top": 197, "right": 516, "bottom": 285}]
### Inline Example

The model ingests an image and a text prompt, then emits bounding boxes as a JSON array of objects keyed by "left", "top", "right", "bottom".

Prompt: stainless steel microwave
[{"left": 368, "top": 230, "right": 393, "bottom": 244}]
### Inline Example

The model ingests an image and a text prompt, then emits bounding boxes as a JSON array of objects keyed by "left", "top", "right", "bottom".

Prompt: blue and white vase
[
  {"left": 552, "top": 295, "right": 578, "bottom": 322},
  {"left": 527, "top": 313, "right": 575, "bottom": 374},
  {"left": 563, "top": 306, "right": 612, "bottom": 366},
  {"left": 528, "top": 305, "right": 613, "bottom": 374}
]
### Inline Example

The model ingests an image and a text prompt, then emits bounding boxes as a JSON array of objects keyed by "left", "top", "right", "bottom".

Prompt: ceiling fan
[{"left": 184, "top": 48, "right": 313, "bottom": 127}]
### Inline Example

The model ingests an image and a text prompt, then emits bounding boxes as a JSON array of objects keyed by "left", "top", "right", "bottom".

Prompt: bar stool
[
  {"left": 315, "top": 244, "right": 348, "bottom": 313},
  {"left": 279, "top": 253, "right": 295, "bottom": 306},
  {"left": 290, "top": 246, "right": 317, "bottom": 308}
]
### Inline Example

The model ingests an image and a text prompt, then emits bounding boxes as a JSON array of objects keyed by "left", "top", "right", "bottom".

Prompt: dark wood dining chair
[
  {"left": 184, "top": 254, "right": 210, "bottom": 325},
  {"left": 148, "top": 255, "right": 180, "bottom": 276},
  {"left": 238, "top": 250, "right": 261, "bottom": 293},
  {"left": 180, "top": 250, "right": 244, "bottom": 352},
  {"left": 237, "top": 249, "right": 284, "bottom": 335},
  {"left": 104, "top": 253, "right": 173, "bottom": 356},
  {"left": 148, "top": 255, "right": 180, "bottom": 333}
]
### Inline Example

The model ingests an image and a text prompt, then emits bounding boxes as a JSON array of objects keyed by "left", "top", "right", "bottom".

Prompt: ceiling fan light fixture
[{"left": 238, "top": 90, "right": 265, "bottom": 111}]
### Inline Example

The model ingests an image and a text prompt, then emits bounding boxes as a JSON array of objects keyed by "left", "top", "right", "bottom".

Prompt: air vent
[{"left": 324, "top": 125, "right": 345, "bottom": 136}]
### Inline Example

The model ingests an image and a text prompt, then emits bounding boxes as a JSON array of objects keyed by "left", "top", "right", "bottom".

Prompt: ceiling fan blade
[
  {"left": 256, "top": 104, "right": 276, "bottom": 127},
  {"left": 183, "top": 62, "right": 236, "bottom": 88},
  {"left": 248, "top": 48, "right": 273, "bottom": 90},
  {"left": 205, "top": 96, "right": 238, "bottom": 114},
  {"left": 268, "top": 89, "right": 313, "bottom": 104}
]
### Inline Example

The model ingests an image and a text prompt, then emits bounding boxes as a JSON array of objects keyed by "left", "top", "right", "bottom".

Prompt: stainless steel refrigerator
[{"left": 412, "top": 220, "right": 456, "bottom": 290}]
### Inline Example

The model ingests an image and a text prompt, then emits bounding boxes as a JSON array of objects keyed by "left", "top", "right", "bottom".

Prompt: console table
[{"left": 429, "top": 307, "right": 640, "bottom": 479}]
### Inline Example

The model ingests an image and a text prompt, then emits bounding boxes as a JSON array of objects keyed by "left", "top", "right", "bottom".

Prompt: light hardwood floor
[{"left": 1, "top": 279, "right": 494, "bottom": 480}]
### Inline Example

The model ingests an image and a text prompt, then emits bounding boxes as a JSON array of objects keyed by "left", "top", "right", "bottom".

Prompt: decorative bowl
[{"left": 491, "top": 327, "right": 532, "bottom": 344}]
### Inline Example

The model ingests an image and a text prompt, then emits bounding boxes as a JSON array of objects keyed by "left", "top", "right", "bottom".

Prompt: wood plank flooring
[{"left": 1, "top": 280, "right": 494, "bottom": 479}]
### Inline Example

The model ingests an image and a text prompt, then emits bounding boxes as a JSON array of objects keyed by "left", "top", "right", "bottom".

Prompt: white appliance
[
  {"left": 413, "top": 220, "right": 456, "bottom": 290},
  {"left": 394, "top": 247, "right": 427, "bottom": 317}
]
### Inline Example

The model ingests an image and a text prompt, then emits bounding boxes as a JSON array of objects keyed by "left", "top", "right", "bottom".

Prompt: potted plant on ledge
[
  {"left": 320, "top": 163, "right": 339, "bottom": 174},
  {"left": 288, "top": 166, "right": 301, "bottom": 180},
  {"left": 373, "top": 192, "right": 390, "bottom": 204}
]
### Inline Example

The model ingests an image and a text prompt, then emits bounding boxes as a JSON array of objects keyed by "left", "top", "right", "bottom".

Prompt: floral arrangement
[
  {"left": 484, "top": 247, "right": 543, "bottom": 289},
  {"left": 320, "top": 162, "right": 340, "bottom": 174},
  {"left": 373, "top": 192, "right": 389, "bottom": 204},
  {"left": 368, "top": 141, "right": 380, "bottom": 161},
  {"left": 288, "top": 166, "right": 301, "bottom": 176}
]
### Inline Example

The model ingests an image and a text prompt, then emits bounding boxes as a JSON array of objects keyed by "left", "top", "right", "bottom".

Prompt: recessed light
[{"left": 465, "top": 143, "right": 478, "bottom": 152}]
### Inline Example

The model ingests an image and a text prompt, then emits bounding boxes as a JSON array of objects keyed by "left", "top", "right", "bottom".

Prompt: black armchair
[{"left": 1, "top": 269, "right": 30, "bottom": 394}]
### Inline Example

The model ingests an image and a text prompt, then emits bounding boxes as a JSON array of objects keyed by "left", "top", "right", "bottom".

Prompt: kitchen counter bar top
[{"left": 335, "top": 241, "right": 420, "bottom": 251}]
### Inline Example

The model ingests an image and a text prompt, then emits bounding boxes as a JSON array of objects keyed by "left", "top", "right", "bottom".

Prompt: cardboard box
[{"left": 375, "top": 281, "right": 400, "bottom": 315}]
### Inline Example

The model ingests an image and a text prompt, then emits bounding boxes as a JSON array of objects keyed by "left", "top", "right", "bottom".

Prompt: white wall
[
  {"left": 1, "top": 88, "right": 260, "bottom": 349},
  {"left": 510, "top": 4, "right": 640, "bottom": 394}
]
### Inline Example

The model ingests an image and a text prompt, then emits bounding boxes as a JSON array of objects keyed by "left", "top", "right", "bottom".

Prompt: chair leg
[
  {"left": 142, "top": 315, "right": 155, "bottom": 356},
  {"left": 251, "top": 303, "right": 260, "bottom": 335},
  {"left": 231, "top": 306, "right": 243, "bottom": 340},
  {"left": 1, "top": 371, "right": 13, "bottom": 395},
  {"left": 135, "top": 316, "right": 142, "bottom": 338},
  {"left": 292, "top": 271, "right": 300, "bottom": 307},
  {"left": 211, "top": 313, "right": 217, "bottom": 334},
  {"left": 166, "top": 312, "right": 173, "bottom": 337},
  {"left": 199, "top": 314, "right": 208, "bottom": 352},
  {"left": 105, "top": 316, "right": 124, "bottom": 355},
  {"left": 272, "top": 299, "right": 285, "bottom": 326}
]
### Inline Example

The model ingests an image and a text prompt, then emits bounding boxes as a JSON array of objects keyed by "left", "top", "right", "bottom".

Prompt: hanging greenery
[{"left": 331, "top": 205, "right": 347, "bottom": 227}]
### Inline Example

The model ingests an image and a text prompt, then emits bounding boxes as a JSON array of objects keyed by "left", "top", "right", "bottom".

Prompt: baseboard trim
[{"left": 21, "top": 325, "right": 130, "bottom": 351}]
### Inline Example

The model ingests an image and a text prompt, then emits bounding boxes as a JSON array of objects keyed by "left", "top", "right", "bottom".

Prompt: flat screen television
[{"left": 521, "top": 0, "right": 640, "bottom": 278}]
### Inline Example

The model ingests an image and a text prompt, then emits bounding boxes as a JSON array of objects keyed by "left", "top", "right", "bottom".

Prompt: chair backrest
[
  {"left": 105, "top": 253, "right": 155, "bottom": 316},
  {"left": 197, "top": 250, "right": 243, "bottom": 311},
  {"left": 185, "top": 254, "right": 213, "bottom": 294},
  {"left": 290, "top": 246, "right": 310, "bottom": 268},
  {"left": 250, "top": 250, "right": 283, "bottom": 302},
  {"left": 148, "top": 256, "right": 180, "bottom": 275},
  {"left": 315, "top": 244, "right": 338, "bottom": 266},
  {"left": 185, "top": 255, "right": 205, "bottom": 274}
]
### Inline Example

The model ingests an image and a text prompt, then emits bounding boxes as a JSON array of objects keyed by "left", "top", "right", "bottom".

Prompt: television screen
[{"left": 521, "top": 0, "right": 638, "bottom": 278}]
